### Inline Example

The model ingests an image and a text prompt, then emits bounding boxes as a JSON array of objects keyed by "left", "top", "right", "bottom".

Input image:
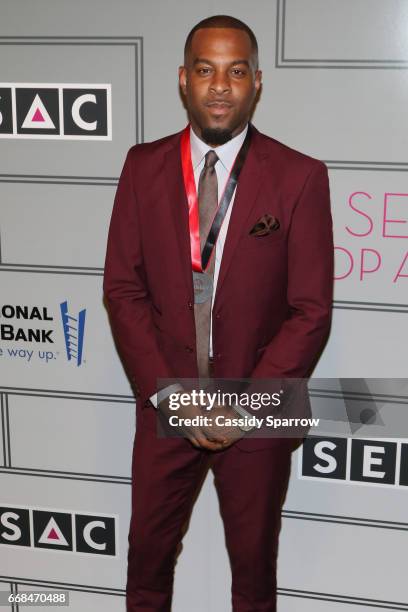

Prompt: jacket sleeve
[
  {"left": 250, "top": 160, "right": 334, "bottom": 380},
  {"left": 103, "top": 148, "right": 175, "bottom": 406}
]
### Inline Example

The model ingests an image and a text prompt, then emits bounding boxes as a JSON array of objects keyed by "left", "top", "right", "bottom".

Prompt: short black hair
[{"left": 184, "top": 15, "right": 259, "bottom": 69}]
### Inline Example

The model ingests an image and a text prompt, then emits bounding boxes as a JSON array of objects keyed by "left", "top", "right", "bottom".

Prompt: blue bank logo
[{"left": 60, "top": 301, "right": 86, "bottom": 366}]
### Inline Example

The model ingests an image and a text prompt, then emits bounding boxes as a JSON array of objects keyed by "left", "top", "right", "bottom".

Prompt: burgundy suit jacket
[{"left": 103, "top": 124, "right": 334, "bottom": 451}]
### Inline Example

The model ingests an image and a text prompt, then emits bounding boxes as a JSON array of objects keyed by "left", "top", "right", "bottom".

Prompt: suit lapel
[
  {"left": 213, "top": 126, "right": 268, "bottom": 307},
  {"left": 163, "top": 136, "right": 194, "bottom": 296}
]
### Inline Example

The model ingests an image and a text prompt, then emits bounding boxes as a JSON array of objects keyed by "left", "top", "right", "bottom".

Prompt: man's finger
[
  {"left": 195, "top": 435, "right": 224, "bottom": 451},
  {"left": 188, "top": 435, "right": 201, "bottom": 448},
  {"left": 203, "top": 431, "right": 227, "bottom": 444},
  {"left": 190, "top": 426, "right": 223, "bottom": 448}
]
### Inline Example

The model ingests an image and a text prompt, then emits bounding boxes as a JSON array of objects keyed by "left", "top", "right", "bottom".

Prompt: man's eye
[
  {"left": 232, "top": 69, "right": 246, "bottom": 76},
  {"left": 197, "top": 67, "right": 211, "bottom": 75}
]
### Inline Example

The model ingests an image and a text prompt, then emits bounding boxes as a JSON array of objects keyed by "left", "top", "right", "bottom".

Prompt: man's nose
[{"left": 209, "top": 71, "right": 231, "bottom": 94}]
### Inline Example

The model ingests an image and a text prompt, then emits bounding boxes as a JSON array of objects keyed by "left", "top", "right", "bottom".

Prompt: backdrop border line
[
  {"left": 276, "top": 0, "right": 408, "bottom": 70},
  {"left": 278, "top": 587, "right": 408, "bottom": 610},
  {"left": 0, "top": 266, "right": 407, "bottom": 313},
  {"left": 0, "top": 576, "right": 124, "bottom": 597},
  {"left": 0, "top": 394, "right": 7, "bottom": 467},
  {"left": 283, "top": 511, "right": 408, "bottom": 531},
  {"left": 1, "top": 385, "right": 407, "bottom": 403},
  {"left": 0, "top": 387, "right": 134, "bottom": 401},
  {"left": 0, "top": 467, "right": 130, "bottom": 485},
  {"left": 1, "top": 161, "right": 408, "bottom": 184},
  {"left": 0, "top": 576, "right": 407, "bottom": 609}
]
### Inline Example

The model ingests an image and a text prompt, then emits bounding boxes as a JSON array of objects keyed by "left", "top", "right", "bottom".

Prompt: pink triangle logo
[
  {"left": 32, "top": 108, "right": 45, "bottom": 122},
  {"left": 21, "top": 94, "right": 55, "bottom": 130},
  {"left": 47, "top": 527, "right": 59, "bottom": 540},
  {"left": 38, "top": 516, "right": 69, "bottom": 546}
]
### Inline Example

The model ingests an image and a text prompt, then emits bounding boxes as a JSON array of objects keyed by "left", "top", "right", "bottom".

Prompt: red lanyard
[
  {"left": 180, "top": 125, "right": 202, "bottom": 272},
  {"left": 180, "top": 124, "right": 252, "bottom": 273}
]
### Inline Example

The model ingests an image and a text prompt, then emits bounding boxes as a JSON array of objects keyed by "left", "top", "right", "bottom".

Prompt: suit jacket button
[
  {"left": 188, "top": 301, "right": 193, "bottom": 309},
  {"left": 185, "top": 346, "right": 194, "bottom": 353}
]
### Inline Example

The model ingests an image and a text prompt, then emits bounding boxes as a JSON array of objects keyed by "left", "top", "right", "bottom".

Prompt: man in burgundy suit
[{"left": 103, "top": 14, "right": 333, "bottom": 612}]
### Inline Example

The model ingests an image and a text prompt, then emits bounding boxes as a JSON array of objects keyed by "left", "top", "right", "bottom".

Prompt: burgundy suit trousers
[{"left": 126, "top": 405, "right": 295, "bottom": 612}]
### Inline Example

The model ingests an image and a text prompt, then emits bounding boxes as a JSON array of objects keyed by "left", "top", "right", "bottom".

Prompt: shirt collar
[{"left": 190, "top": 124, "right": 248, "bottom": 173}]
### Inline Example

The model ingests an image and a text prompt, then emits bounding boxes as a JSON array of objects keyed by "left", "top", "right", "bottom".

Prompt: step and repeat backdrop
[{"left": 1, "top": 1, "right": 407, "bottom": 611}]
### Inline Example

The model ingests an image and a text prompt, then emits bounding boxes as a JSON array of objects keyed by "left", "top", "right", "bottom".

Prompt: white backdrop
[{"left": 1, "top": 1, "right": 407, "bottom": 610}]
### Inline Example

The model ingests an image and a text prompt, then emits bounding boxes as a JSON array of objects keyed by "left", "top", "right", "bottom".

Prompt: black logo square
[
  {"left": 0, "top": 507, "right": 30, "bottom": 546},
  {"left": 16, "top": 88, "right": 60, "bottom": 135},
  {"left": 399, "top": 443, "right": 408, "bottom": 486},
  {"left": 350, "top": 439, "right": 396, "bottom": 485},
  {"left": 63, "top": 89, "right": 108, "bottom": 136},
  {"left": 75, "top": 514, "right": 116, "bottom": 555},
  {"left": 32, "top": 510, "right": 72, "bottom": 550},
  {"left": 302, "top": 435, "right": 347, "bottom": 480},
  {"left": 0, "top": 89, "right": 13, "bottom": 134}
]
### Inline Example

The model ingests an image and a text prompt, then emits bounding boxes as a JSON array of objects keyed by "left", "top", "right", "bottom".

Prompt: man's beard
[{"left": 201, "top": 127, "right": 233, "bottom": 146}]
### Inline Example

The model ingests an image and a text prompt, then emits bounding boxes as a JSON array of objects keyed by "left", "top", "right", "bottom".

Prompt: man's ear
[
  {"left": 179, "top": 66, "right": 187, "bottom": 95},
  {"left": 255, "top": 69, "right": 262, "bottom": 93}
]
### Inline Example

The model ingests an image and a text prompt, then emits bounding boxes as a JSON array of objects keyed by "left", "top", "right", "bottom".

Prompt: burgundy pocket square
[{"left": 249, "top": 214, "right": 280, "bottom": 237}]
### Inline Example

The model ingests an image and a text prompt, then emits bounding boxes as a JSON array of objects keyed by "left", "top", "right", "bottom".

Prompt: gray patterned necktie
[{"left": 194, "top": 150, "right": 218, "bottom": 378}]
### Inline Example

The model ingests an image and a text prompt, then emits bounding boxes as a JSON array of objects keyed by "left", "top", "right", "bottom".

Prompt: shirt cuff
[
  {"left": 150, "top": 383, "right": 184, "bottom": 409},
  {"left": 231, "top": 403, "right": 256, "bottom": 431}
]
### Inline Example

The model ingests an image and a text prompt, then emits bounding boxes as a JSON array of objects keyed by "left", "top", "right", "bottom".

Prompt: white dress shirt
[
  {"left": 151, "top": 124, "right": 248, "bottom": 407},
  {"left": 190, "top": 123, "right": 248, "bottom": 356}
]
